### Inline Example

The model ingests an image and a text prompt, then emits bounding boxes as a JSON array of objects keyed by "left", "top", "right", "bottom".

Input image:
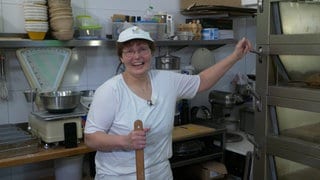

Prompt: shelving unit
[
  {"left": 180, "top": 5, "right": 257, "bottom": 17},
  {"left": 0, "top": 36, "right": 236, "bottom": 48},
  {"left": 170, "top": 124, "right": 226, "bottom": 169},
  {"left": 171, "top": 136, "right": 225, "bottom": 168}
]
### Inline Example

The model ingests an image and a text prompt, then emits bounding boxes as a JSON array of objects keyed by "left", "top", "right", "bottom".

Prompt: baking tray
[{"left": 0, "top": 124, "right": 39, "bottom": 159}]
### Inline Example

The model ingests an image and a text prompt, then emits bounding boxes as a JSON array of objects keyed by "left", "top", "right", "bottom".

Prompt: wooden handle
[{"left": 134, "top": 120, "right": 145, "bottom": 180}]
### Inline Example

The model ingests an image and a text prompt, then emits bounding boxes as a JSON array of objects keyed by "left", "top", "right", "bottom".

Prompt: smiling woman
[
  {"left": 120, "top": 40, "right": 153, "bottom": 78},
  {"left": 117, "top": 26, "right": 155, "bottom": 57},
  {"left": 83, "top": 25, "right": 252, "bottom": 180}
]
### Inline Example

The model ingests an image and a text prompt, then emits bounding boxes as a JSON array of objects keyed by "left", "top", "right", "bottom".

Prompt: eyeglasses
[{"left": 122, "top": 46, "right": 150, "bottom": 58}]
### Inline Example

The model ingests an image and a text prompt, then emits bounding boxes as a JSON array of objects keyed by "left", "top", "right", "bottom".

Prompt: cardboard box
[
  {"left": 180, "top": 0, "right": 242, "bottom": 10},
  {"left": 199, "top": 161, "right": 228, "bottom": 179},
  {"left": 183, "top": 161, "right": 228, "bottom": 180}
]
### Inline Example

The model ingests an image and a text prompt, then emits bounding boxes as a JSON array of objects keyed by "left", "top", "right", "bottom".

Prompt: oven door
[{"left": 255, "top": 1, "right": 320, "bottom": 180}]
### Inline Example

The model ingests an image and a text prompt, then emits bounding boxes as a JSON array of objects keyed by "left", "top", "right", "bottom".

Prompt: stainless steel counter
[{"left": 225, "top": 131, "right": 253, "bottom": 156}]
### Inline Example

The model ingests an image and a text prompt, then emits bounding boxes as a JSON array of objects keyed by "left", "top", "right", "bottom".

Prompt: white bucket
[{"left": 54, "top": 155, "right": 84, "bottom": 180}]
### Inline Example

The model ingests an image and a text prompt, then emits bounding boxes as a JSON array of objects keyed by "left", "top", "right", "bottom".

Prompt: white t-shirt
[{"left": 84, "top": 70, "right": 200, "bottom": 180}]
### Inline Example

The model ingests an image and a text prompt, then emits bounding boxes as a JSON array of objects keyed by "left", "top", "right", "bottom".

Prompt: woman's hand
[
  {"left": 232, "top": 37, "right": 253, "bottom": 61},
  {"left": 126, "top": 128, "right": 150, "bottom": 150}
]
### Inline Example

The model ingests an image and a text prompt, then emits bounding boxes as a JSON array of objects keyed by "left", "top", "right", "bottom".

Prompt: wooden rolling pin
[{"left": 134, "top": 120, "right": 145, "bottom": 180}]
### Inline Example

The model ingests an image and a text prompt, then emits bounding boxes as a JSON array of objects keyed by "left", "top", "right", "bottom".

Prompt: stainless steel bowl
[
  {"left": 39, "top": 90, "right": 81, "bottom": 113},
  {"left": 80, "top": 90, "right": 95, "bottom": 97},
  {"left": 80, "top": 90, "right": 95, "bottom": 110},
  {"left": 23, "top": 90, "right": 37, "bottom": 102}
]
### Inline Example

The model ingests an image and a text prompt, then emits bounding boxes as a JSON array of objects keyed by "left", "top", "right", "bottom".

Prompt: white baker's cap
[{"left": 117, "top": 26, "right": 154, "bottom": 43}]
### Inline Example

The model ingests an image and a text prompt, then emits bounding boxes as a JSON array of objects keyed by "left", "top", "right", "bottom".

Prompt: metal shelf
[
  {"left": 0, "top": 39, "right": 115, "bottom": 48},
  {"left": 156, "top": 39, "right": 236, "bottom": 46},
  {"left": 170, "top": 127, "right": 226, "bottom": 169},
  {"left": 0, "top": 33, "right": 236, "bottom": 48},
  {"left": 268, "top": 85, "right": 320, "bottom": 103},
  {"left": 170, "top": 152, "right": 224, "bottom": 168},
  {"left": 180, "top": 5, "right": 257, "bottom": 17},
  {"left": 267, "top": 135, "right": 320, "bottom": 169}
]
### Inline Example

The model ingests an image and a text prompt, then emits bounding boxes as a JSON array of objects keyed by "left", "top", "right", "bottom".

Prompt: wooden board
[
  {"left": 0, "top": 141, "right": 93, "bottom": 168},
  {"left": 0, "top": 123, "right": 217, "bottom": 168},
  {"left": 173, "top": 124, "right": 216, "bottom": 142}
]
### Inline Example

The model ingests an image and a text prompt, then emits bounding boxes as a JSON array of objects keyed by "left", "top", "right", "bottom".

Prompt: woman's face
[{"left": 120, "top": 40, "right": 152, "bottom": 77}]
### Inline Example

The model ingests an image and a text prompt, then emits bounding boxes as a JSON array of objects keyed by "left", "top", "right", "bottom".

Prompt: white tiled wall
[
  {"left": 191, "top": 17, "right": 257, "bottom": 109},
  {"left": 0, "top": 0, "right": 256, "bottom": 178}
]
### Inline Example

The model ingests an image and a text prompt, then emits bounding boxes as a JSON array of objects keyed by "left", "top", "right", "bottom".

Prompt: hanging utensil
[
  {"left": 0, "top": 52, "right": 8, "bottom": 100},
  {"left": 134, "top": 120, "right": 145, "bottom": 180}
]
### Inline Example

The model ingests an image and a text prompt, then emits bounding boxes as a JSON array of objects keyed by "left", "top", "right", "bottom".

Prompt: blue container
[{"left": 202, "top": 28, "right": 219, "bottom": 40}]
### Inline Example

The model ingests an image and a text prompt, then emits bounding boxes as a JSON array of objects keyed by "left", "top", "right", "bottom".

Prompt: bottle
[
  {"left": 196, "top": 20, "right": 202, "bottom": 40},
  {"left": 143, "top": 5, "right": 155, "bottom": 22},
  {"left": 180, "top": 99, "right": 190, "bottom": 125}
]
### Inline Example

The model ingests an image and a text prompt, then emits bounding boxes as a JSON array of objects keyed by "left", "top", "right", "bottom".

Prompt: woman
[{"left": 84, "top": 26, "right": 252, "bottom": 179}]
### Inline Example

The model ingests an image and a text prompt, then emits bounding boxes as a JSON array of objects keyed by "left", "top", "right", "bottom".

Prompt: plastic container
[
  {"left": 74, "top": 15, "right": 102, "bottom": 39},
  {"left": 76, "top": 26, "right": 102, "bottom": 39},
  {"left": 27, "top": 31, "right": 47, "bottom": 40},
  {"left": 201, "top": 28, "right": 219, "bottom": 40},
  {"left": 76, "top": 15, "right": 99, "bottom": 28},
  {"left": 54, "top": 155, "right": 84, "bottom": 180},
  {"left": 176, "top": 31, "right": 194, "bottom": 40}
]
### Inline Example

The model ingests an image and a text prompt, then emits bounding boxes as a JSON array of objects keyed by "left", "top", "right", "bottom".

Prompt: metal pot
[
  {"left": 209, "top": 90, "right": 236, "bottom": 108},
  {"left": 209, "top": 90, "right": 244, "bottom": 107},
  {"left": 39, "top": 90, "right": 81, "bottom": 113},
  {"left": 155, "top": 53, "right": 180, "bottom": 70}
]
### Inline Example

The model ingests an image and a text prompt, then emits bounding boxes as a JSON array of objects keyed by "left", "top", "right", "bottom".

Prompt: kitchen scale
[
  {"left": 17, "top": 47, "right": 84, "bottom": 147},
  {"left": 16, "top": 47, "right": 72, "bottom": 92},
  {"left": 28, "top": 107, "right": 86, "bottom": 146}
]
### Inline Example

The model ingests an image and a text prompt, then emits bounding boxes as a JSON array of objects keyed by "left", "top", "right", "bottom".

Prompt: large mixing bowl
[{"left": 39, "top": 90, "right": 81, "bottom": 113}]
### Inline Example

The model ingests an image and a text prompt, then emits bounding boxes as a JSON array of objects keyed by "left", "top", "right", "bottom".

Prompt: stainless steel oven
[{"left": 255, "top": 1, "right": 320, "bottom": 179}]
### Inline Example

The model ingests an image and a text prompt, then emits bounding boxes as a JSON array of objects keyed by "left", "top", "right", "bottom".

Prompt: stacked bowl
[
  {"left": 48, "top": 0, "right": 74, "bottom": 40},
  {"left": 23, "top": 0, "right": 48, "bottom": 40}
]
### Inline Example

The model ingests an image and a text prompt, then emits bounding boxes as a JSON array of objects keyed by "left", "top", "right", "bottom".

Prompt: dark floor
[{"left": 173, "top": 166, "right": 242, "bottom": 180}]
